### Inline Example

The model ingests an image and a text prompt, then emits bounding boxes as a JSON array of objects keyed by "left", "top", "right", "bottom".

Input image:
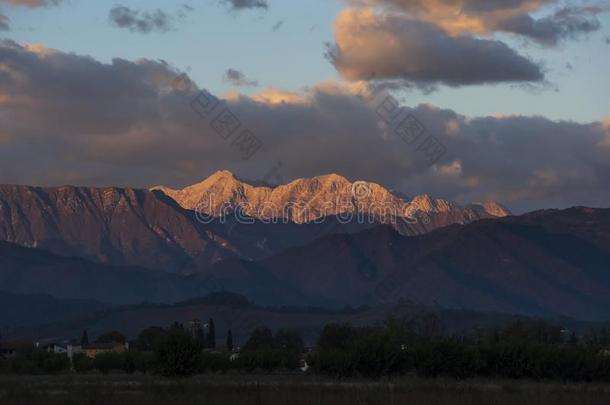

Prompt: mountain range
[
  {"left": 0, "top": 185, "right": 231, "bottom": 272},
  {"left": 153, "top": 170, "right": 509, "bottom": 235},
  {"left": 1, "top": 172, "right": 609, "bottom": 321},
  {"left": 0, "top": 171, "right": 507, "bottom": 273}
]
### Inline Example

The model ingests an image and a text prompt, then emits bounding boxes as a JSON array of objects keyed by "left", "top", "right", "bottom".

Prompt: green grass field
[{"left": 2, "top": 374, "right": 610, "bottom": 405}]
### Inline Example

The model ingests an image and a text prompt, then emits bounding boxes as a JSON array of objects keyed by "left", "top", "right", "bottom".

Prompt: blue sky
[{"left": 2, "top": 0, "right": 608, "bottom": 123}]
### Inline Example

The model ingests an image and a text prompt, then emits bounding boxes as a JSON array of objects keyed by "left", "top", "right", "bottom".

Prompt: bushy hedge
[
  {"left": 308, "top": 320, "right": 610, "bottom": 381},
  {"left": 154, "top": 329, "right": 203, "bottom": 377},
  {"left": 0, "top": 350, "right": 70, "bottom": 375},
  {"left": 67, "top": 351, "right": 157, "bottom": 375},
  {"left": 236, "top": 328, "right": 304, "bottom": 372},
  {"left": 5, "top": 317, "right": 610, "bottom": 381}
]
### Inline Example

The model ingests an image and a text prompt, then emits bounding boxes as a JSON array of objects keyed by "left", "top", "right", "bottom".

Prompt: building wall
[{"left": 82, "top": 344, "right": 128, "bottom": 358}]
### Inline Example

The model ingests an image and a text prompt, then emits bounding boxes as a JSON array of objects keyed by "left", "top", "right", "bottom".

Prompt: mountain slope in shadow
[{"left": 205, "top": 207, "right": 610, "bottom": 320}]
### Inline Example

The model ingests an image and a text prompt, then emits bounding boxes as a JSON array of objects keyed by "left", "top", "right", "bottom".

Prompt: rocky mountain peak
[
  {"left": 409, "top": 194, "right": 454, "bottom": 213},
  {"left": 478, "top": 201, "right": 511, "bottom": 217},
  {"left": 151, "top": 171, "right": 509, "bottom": 233}
]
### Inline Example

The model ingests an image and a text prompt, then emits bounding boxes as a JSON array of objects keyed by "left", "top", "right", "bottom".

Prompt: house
[
  {"left": 81, "top": 342, "right": 129, "bottom": 358},
  {"left": 41, "top": 342, "right": 68, "bottom": 354},
  {"left": 0, "top": 344, "right": 17, "bottom": 360},
  {"left": 0, "top": 340, "right": 34, "bottom": 360},
  {"left": 67, "top": 344, "right": 82, "bottom": 361}
]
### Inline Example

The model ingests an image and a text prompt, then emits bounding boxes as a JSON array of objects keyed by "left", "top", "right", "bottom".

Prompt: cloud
[
  {"left": 347, "top": 0, "right": 607, "bottom": 46},
  {"left": 223, "top": 68, "right": 259, "bottom": 87},
  {"left": 0, "top": 0, "right": 62, "bottom": 7},
  {"left": 1, "top": 40, "right": 609, "bottom": 213},
  {"left": 0, "top": 14, "right": 9, "bottom": 31},
  {"left": 272, "top": 19, "right": 284, "bottom": 31},
  {"left": 109, "top": 5, "right": 172, "bottom": 34},
  {"left": 244, "top": 81, "right": 374, "bottom": 105},
  {"left": 330, "top": 2, "right": 608, "bottom": 86},
  {"left": 249, "top": 88, "right": 309, "bottom": 104},
  {"left": 327, "top": 8, "right": 544, "bottom": 86},
  {"left": 177, "top": 4, "right": 195, "bottom": 19},
  {"left": 493, "top": 5, "right": 607, "bottom": 46},
  {"left": 222, "top": 0, "right": 268, "bottom": 11}
]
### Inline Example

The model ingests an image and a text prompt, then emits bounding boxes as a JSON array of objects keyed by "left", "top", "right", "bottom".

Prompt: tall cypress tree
[
  {"left": 227, "top": 329, "right": 233, "bottom": 351},
  {"left": 81, "top": 329, "right": 89, "bottom": 345},
  {"left": 208, "top": 318, "right": 216, "bottom": 348}
]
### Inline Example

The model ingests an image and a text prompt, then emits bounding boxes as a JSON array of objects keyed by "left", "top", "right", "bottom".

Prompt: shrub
[
  {"left": 8, "top": 350, "right": 70, "bottom": 375},
  {"left": 72, "top": 353, "right": 94, "bottom": 373},
  {"left": 134, "top": 327, "right": 167, "bottom": 351},
  {"left": 154, "top": 329, "right": 203, "bottom": 377},
  {"left": 130, "top": 351, "right": 157, "bottom": 373},
  {"left": 93, "top": 352, "right": 124, "bottom": 374},
  {"left": 201, "top": 351, "right": 230, "bottom": 373}
]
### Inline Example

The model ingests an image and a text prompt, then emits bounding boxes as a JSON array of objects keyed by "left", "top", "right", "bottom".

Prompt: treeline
[
  {"left": 0, "top": 349, "right": 71, "bottom": 375},
  {"left": 0, "top": 323, "right": 305, "bottom": 377},
  {"left": 309, "top": 315, "right": 610, "bottom": 381},
  {"left": 4, "top": 314, "right": 610, "bottom": 381}
]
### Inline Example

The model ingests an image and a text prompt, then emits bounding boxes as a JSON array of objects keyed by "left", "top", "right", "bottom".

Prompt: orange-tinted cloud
[
  {"left": 328, "top": 8, "right": 543, "bottom": 86},
  {"left": 352, "top": 0, "right": 551, "bottom": 34},
  {"left": 347, "top": 0, "right": 607, "bottom": 45},
  {"left": 0, "top": 0, "right": 62, "bottom": 7},
  {"left": 251, "top": 88, "right": 309, "bottom": 105},
  {"left": 246, "top": 80, "right": 374, "bottom": 105}
]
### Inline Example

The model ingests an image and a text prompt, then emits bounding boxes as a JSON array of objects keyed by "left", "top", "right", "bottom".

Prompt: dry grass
[{"left": 2, "top": 374, "right": 610, "bottom": 405}]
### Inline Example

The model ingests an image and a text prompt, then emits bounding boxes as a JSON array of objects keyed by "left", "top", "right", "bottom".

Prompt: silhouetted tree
[
  {"left": 154, "top": 329, "right": 202, "bottom": 377},
  {"left": 196, "top": 328, "right": 205, "bottom": 345},
  {"left": 275, "top": 329, "right": 305, "bottom": 369},
  {"left": 569, "top": 332, "right": 578, "bottom": 346},
  {"left": 317, "top": 323, "right": 355, "bottom": 351},
  {"left": 243, "top": 327, "right": 274, "bottom": 352},
  {"left": 208, "top": 318, "right": 216, "bottom": 348},
  {"left": 81, "top": 330, "right": 89, "bottom": 345},
  {"left": 134, "top": 327, "right": 167, "bottom": 350},
  {"left": 227, "top": 329, "right": 234, "bottom": 351}
]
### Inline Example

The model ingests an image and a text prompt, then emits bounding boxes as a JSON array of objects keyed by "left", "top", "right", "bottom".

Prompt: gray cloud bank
[{"left": 0, "top": 40, "right": 609, "bottom": 213}]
